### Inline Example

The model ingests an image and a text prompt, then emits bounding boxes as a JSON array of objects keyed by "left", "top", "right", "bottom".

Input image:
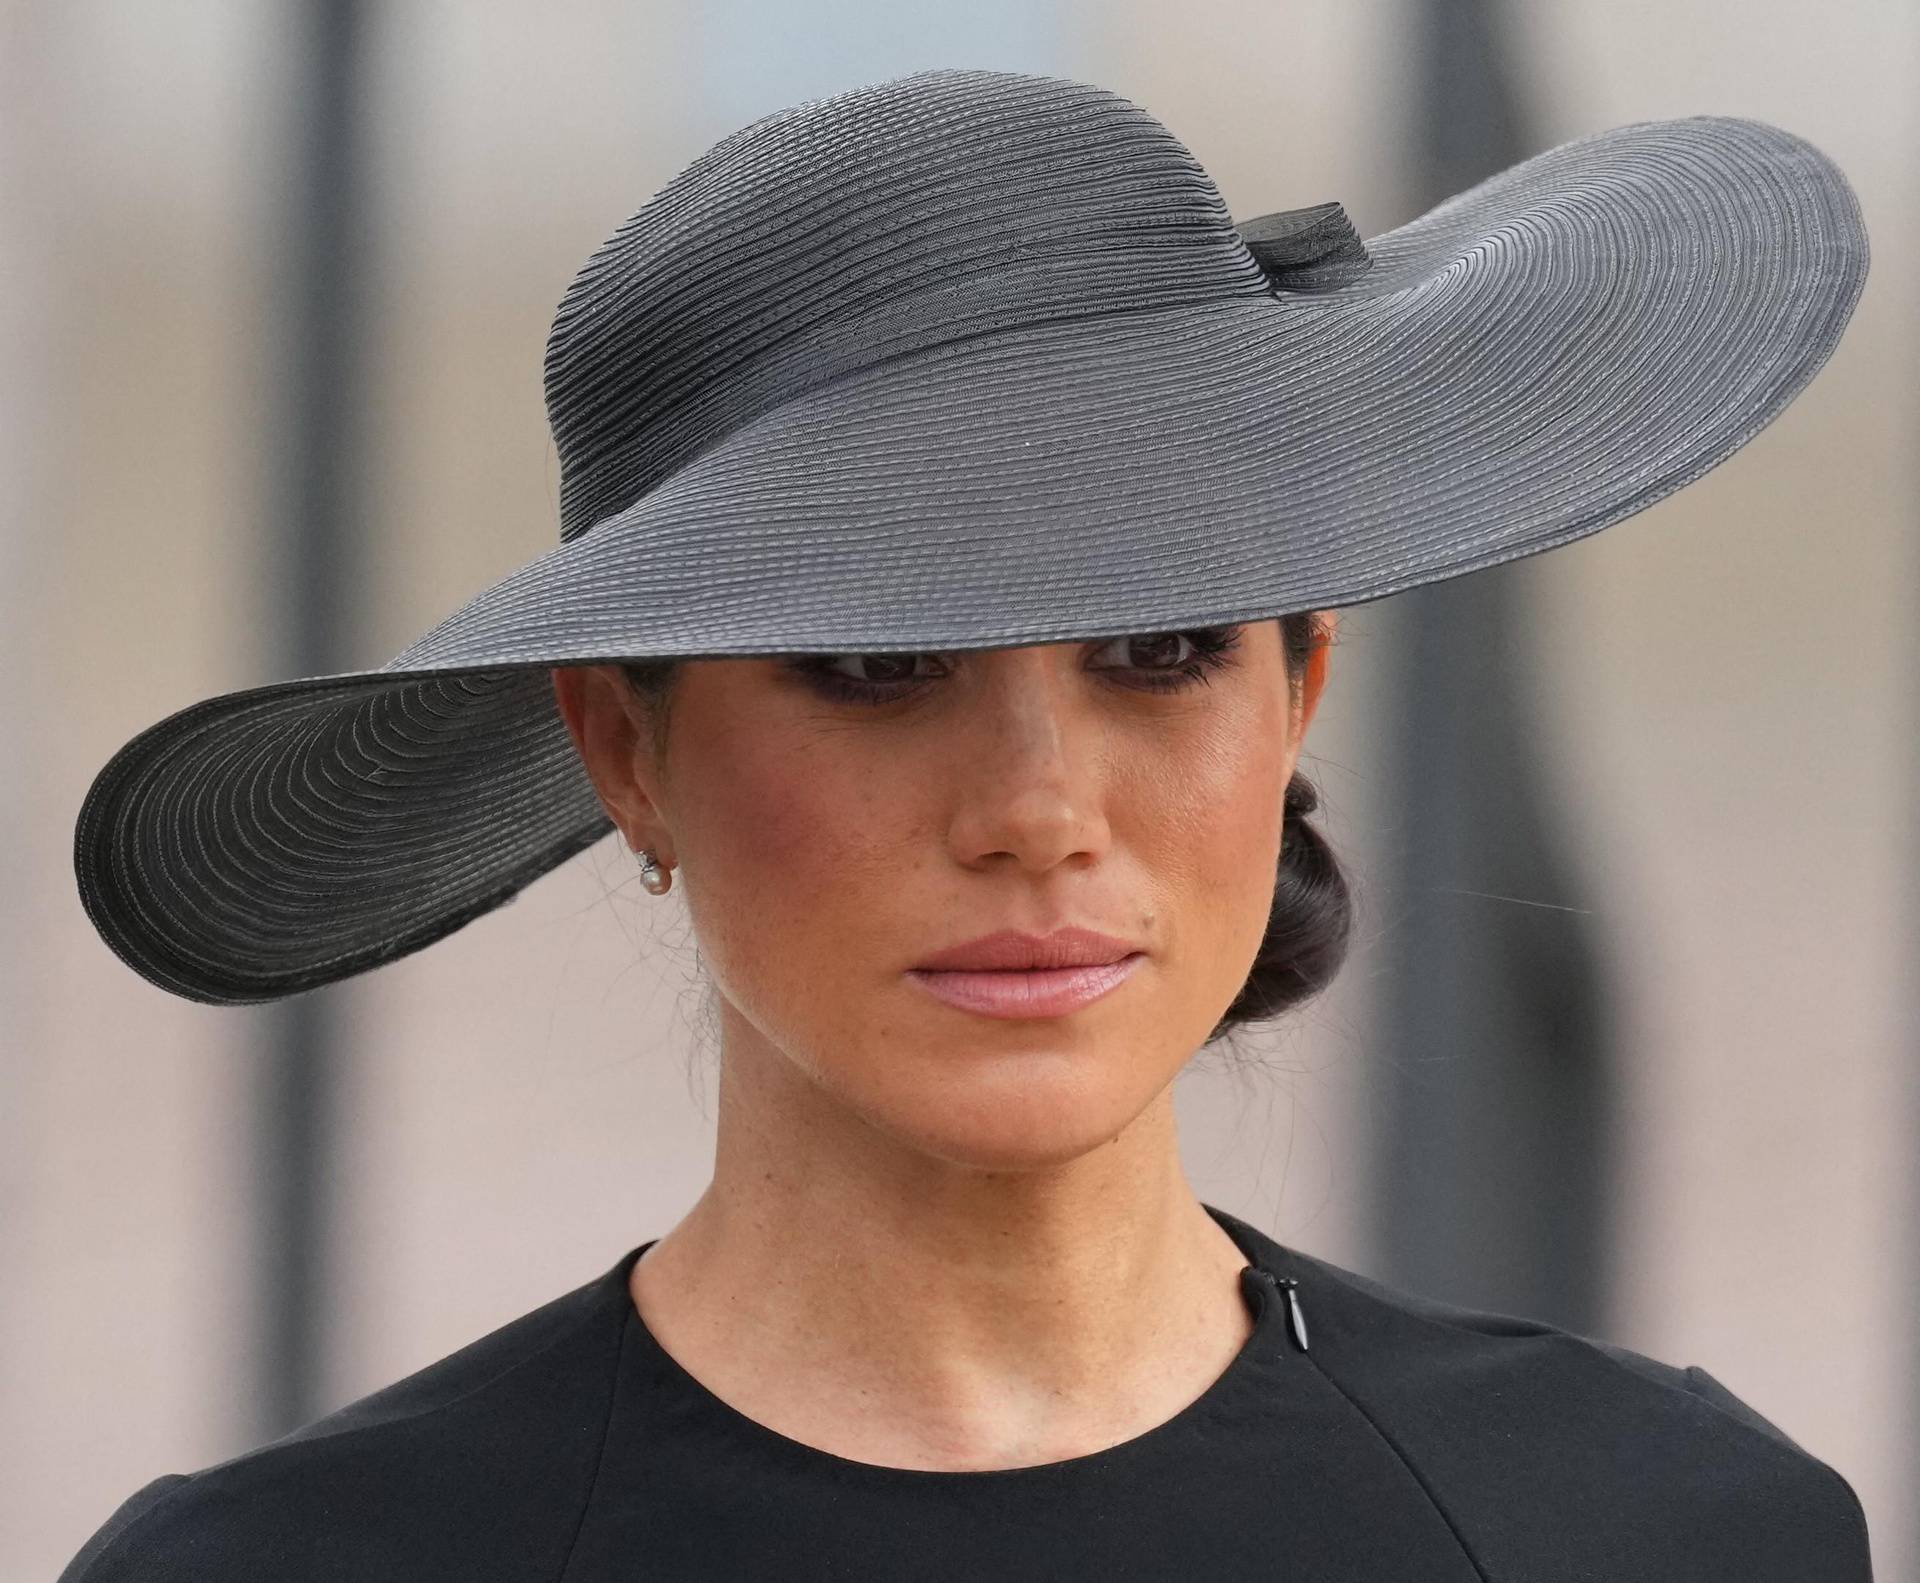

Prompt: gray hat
[{"left": 73, "top": 66, "right": 1871, "bottom": 1006}]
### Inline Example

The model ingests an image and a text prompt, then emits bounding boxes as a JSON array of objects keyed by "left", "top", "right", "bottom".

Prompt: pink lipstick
[
  {"left": 906, "top": 933, "right": 1146, "bottom": 1018},
  {"left": 898, "top": 952, "right": 1136, "bottom": 1014}
]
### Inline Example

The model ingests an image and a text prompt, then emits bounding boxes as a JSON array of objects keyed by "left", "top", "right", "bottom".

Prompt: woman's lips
[{"left": 904, "top": 953, "right": 1145, "bottom": 1019}]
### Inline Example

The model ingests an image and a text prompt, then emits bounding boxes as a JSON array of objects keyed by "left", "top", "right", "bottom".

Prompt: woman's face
[{"left": 551, "top": 616, "right": 1333, "bottom": 1173}]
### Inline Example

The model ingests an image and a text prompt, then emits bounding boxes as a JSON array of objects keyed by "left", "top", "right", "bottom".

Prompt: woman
[{"left": 62, "top": 67, "right": 1872, "bottom": 1579}]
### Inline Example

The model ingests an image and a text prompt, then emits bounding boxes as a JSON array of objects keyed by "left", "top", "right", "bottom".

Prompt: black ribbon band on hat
[{"left": 1237, "top": 201, "right": 1374, "bottom": 292}]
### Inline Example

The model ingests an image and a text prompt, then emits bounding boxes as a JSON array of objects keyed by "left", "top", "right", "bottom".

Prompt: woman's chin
[{"left": 855, "top": 1066, "right": 1167, "bottom": 1174}]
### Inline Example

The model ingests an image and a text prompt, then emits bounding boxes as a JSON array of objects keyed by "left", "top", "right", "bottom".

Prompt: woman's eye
[
  {"left": 1093, "top": 632, "right": 1193, "bottom": 674},
  {"left": 789, "top": 625, "right": 1245, "bottom": 707},
  {"left": 821, "top": 652, "right": 936, "bottom": 686},
  {"left": 1085, "top": 628, "right": 1245, "bottom": 689}
]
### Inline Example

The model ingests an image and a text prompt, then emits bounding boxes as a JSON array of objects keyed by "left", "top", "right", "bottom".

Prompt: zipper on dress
[{"left": 1259, "top": 1270, "right": 1310, "bottom": 1353}]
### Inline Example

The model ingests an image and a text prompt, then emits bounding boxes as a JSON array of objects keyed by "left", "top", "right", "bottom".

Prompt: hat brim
[{"left": 75, "top": 112, "right": 1868, "bottom": 1004}]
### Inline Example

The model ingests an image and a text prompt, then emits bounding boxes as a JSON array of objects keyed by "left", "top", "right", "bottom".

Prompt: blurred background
[{"left": 6, "top": 0, "right": 1915, "bottom": 1576}]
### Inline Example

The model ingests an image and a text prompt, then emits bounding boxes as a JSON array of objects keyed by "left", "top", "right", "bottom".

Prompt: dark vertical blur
[
  {"left": 251, "top": 0, "right": 373, "bottom": 1439},
  {"left": 1368, "top": 0, "right": 1620, "bottom": 1332}
]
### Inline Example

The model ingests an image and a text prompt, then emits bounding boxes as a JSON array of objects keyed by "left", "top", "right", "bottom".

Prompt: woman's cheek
[{"left": 685, "top": 742, "right": 892, "bottom": 965}]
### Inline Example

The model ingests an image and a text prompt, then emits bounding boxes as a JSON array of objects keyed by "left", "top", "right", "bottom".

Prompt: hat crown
[{"left": 542, "top": 67, "right": 1272, "bottom": 544}]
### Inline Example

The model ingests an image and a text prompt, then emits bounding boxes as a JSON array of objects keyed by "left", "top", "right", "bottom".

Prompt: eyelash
[{"left": 787, "top": 625, "right": 1248, "bottom": 707}]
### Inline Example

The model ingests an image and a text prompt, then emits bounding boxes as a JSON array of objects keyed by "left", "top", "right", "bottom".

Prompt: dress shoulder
[
  {"left": 1279, "top": 1246, "right": 1874, "bottom": 1580},
  {"left": 1587, "top": 1337, "right": 1873, "bottom": 1565},
  {"left": 54, "top": 1475, "right": 194, "bottom": 1583},
  {"left": 55, "top": 1255, "right": 631, "bottom": 1583}
]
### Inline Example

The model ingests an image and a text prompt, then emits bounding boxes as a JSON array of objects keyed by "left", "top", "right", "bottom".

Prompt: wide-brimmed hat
[{"left": 73, "top": 66, "right": 1870, "bottom": 1006}]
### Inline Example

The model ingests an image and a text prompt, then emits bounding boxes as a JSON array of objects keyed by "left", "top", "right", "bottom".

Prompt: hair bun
[{"left": 1283, "top": 772, "right": 1321, "bottom": 821}]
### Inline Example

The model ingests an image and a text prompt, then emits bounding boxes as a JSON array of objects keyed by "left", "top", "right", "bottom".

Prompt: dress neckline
[{"left": 605, "top": 1200, "right": 1296, "bottom": 1481}]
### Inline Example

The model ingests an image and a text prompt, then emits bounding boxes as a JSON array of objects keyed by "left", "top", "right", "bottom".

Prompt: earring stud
[{"left": 637, "top": 848, "right": 674, "bottom": 896}]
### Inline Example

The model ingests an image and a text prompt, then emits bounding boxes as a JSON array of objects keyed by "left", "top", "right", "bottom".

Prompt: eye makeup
[{"left": 786, "top": 625, "right": 1248, "bottom": 708}]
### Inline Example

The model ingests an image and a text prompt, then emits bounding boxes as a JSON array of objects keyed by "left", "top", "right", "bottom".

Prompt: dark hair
[
  {"left": 615, "top": 613, "right": 1352, "bottom": 1047},
  {"left": 1209, "top": 612, "right": 1353, "bottom": 1047}
]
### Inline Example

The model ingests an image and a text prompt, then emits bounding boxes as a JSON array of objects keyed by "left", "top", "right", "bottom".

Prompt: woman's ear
[
  {"left": 1296, "top": 611, "right": 1337, "bottom": 741},
  {"left": 550, "top": 665, "right": 663, "bottom": 854}
]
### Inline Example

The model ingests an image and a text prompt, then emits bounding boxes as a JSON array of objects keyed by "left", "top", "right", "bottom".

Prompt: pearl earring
[{"left": 637, "top": 848, "right": 674, "bottom": 896}]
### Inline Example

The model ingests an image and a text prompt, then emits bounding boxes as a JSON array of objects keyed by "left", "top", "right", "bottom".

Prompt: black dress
[{"left": 58, "top": 1203, "right": 1871, "bottom": 1580}]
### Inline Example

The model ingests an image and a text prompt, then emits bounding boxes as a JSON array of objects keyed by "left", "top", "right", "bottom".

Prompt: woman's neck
[{"left": 626, "top": 1043, "right": 1257, "bottom": 1471}]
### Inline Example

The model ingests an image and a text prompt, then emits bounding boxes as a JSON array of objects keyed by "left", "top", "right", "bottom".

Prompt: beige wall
[{"left": 8, "top": 1, "right": 1914, "bottom": 1577}]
